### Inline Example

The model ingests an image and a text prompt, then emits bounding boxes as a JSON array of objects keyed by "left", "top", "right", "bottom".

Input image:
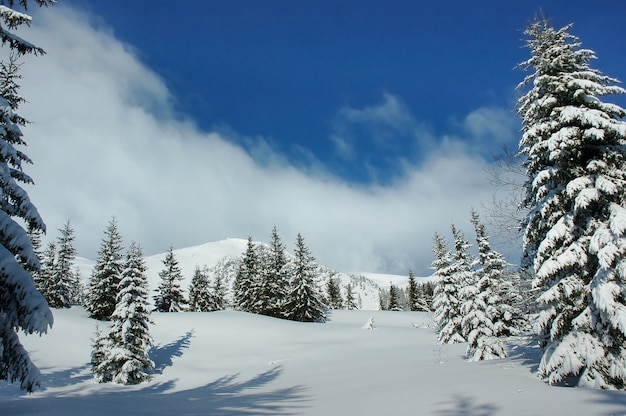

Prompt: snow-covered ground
[{"left": 2, "top": 308, "right": 625, "bottom": 415}]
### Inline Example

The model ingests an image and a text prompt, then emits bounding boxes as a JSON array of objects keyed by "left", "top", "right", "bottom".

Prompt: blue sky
[
  {"left": 12, "top": 1, "right": 626, "bottom": 275},
  {"left": 63, "top": 0, "right": 626, "bottom": 184}
]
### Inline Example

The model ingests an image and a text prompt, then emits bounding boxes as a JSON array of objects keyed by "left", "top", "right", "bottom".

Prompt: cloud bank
[{"left": 14, "top": 6, "right": 519, "bottom": 275}]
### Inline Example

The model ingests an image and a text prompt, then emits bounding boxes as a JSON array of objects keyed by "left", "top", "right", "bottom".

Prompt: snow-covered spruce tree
[
  {"left": 432, "top": 231, "right": 465, "bottom": 344},
  {"left": 345, "top": 283, "right": 358, "bottom": 310},
  {"left": 22, "top": 223, "right": 42, "bottom": 276},
  {"left": 232, "top": 236, "right": 261, "bottom": 313},
  {"left": 106, "top": 242, "right": 154, "bottom": 384},
  {"left": 36, "top": 241, "right": 55, "bottom": 304},
  {"left": 0, "top": 39, "right": 55, "bottom": 391},
  {"left": 388, "top": 282, "right": 402, "bottom": 311},
  {"left": 211, "top": 269, "right": 227, "bottom": 311},
  {"left": 518, "top": 18, "right": 626, "bottom": 388},
  {"left": 188, "top": 265, "right": 213, "bottom": 312},
  {"left": 283, "top": 233, "right": 326, "bottom": 322},
  {"left": 450, "top": 225, "right": 476, "bottom": 342},
  {"left": 417, "top": 281, "right": 436, "bottom": 312},
  {"left": 90, "top": 325, "right": 111, "bottom": 383},
  {"left": 326, "top": 275, "right": 343, "bottom": 310},
  {"left": 407, "top": 271, "right": 418, "bottom": 311},
  {"left": 87, "top": 218, "right": 124, "bottom": 320},
  {"left": 255, "top": 227, "right": 289, "bottom": 317},
  {"left": 153, "top": 247, "right": 186, "bottom": 312},
  {"left": 48, "top": 220, "right": 76, "bottom": 308},
  {"left": 461, "top": 210, "right": 512, "bottom": 361}
]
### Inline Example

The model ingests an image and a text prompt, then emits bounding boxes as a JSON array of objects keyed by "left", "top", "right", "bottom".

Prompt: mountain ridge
[{"left": 75, "top": 238, "right": 435, "bottom": 310}]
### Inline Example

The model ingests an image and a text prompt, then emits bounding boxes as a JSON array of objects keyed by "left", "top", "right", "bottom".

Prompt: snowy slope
[
  {"left": 75, "top": 238, "right": 423, "bottom": 310},
  {"left": 2, "top": 308, "right": 625, "bottom": 415}
]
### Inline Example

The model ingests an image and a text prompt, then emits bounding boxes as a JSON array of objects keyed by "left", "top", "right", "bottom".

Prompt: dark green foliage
[
  {"left": 232, "top": 236, "right": 260, "bottom": 312},
  {"left": 255, "top": 227, "right": 289, "bottom": 317},
  {"left": 326, "top": 275, "right": 343, "bottom": 310},
  {"left": 51, "top": 220, "right": 76, "bottom": 308},
  {"left": 108, "top": 242, "right": 154, "bottom": 384},
  {"left": 153, "top": 247, "right": 187, "bottom": 312},
  {"left": 407, "top": 271, "right": 418, "bottom": 311},
  {"left": 0, "top": 8, "right": 55, "bottom": 390},
  {"left": 283, "top": 233, "right": 326, "bottom": 322},
  {"left": 345, "top": 283, "right": 358, "bottom": 310},
  {"left": 518, "top": 18, "right": 626, "bottom": 388},
  {"left": 188, "top": 265, "right": 213, "bottom": 312},
  {"left": 87, "top": 218, "right": 124, "bottom": 320},
  {"left": 388, "top": 282, "right": 402, "bottom": 311}
]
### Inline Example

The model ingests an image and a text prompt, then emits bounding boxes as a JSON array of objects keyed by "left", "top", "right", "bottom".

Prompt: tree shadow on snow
[
  {"left": 505, "top": 336, "right": 542, "bottom": 374},
  {"left": 2, "top": 365, "right": 309, "bottom": 416},
  {"left": 149, "top": 330, "right": 195, "bottom": 375},
  {"left": 592, "top": 389, "right": 626, "bottom": 416},
  {"left": 434, "top": 394, "right": 498, "bottom": 416},
  {"left": 0, "top": 364, "right": 93, "bottom": 398}
]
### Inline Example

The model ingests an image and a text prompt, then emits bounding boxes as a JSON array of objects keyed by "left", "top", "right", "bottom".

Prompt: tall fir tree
[
  {"left": 23, "top": 224, "right": 42, "bottom": 276},
  {"left": 432, "top": 231, "right": 465, "bottom": 344},
  {"left": 188, "top": 265, "right": 213, "bottom": 312},
  {"left": 87, "top": 218, "right": 125, "bottom": 320},
  {"left": 407, "top": 271, "right": 418, "bottom": 311},
  {"left": 211, "top": 270, "right": 227, "bottom": 311},
  {"left": 0, "top": 1, "right": 56, "bottom": 392},
  {"left": 345, "top": 283, "right": 358, "bottom": 310},
  {"left": 388, "top": 282, "right": 402, "bottom": 311},
  {"left": 517, "top": 18, "right": 626, "bottom": 388},
  {"left": 256, "top": 226, "right": 289, "bottom": 317},
  {"left": 326, "top": 275, "right": 343, "bottom": 310},
  {"left": 37, "top": 241, "right": 56, "bottom": 305},
  {"left": 283, "top": 233, "right": 326, "bottom": 322},
  {"left": 461, "top": 210, "right": 516, "bottom": 361},
  {"left": 153, "top": 247, "right": 186, "bottom": 312},
  {"left": 106, "top": 242, "right": 154, "bottom": 384},
  {"left": 90, "top": 325, "right": 111, "bottom": 383},
  {"left": 49, "top": 220, "right": 76, "bottom": 308},
  {"left": 232, "top": 236, "right": 261, "bottom": 312}
]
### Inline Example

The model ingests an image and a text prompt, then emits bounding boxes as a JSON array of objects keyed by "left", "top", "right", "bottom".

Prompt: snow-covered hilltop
[{"left": 75, "top": 238, "right": 431, "bottom": 311}]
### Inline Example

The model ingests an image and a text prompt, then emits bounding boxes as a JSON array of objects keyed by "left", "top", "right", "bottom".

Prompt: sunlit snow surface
[{"left": 2, "top": 308, "right": 625, "bottom": 415}]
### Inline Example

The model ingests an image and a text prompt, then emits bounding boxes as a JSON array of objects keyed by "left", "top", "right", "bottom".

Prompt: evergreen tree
[
  {"left": 232, "top": 236, "right": 260, "bottom": 312},
  {"left": 188, "top": 265, "right": 213, "bottom": 312},
  {"left": 345, "top": 283, "right": 358, "bottom": 310},
  {"left": 378, "top": 290, "right": 388, "bottom": 311},
  {"left": 50, "top": 220, "right": 76, "bottom": 308},
  {"left": 388, "top": 282, "right": 402, "bottom": 311},
  {"left": 255, "top": 227, "right": 289, "bottom": 317},
  {"left": 153, "top": 247, "right": 186, "bottom": 312},
  {"left": 450, "top": 225, "right": 475, "bottom": 341},
  {"left": 91, "top": 325, "right": 112, "bottom": 383},
  {"left": 69, "top": 265, "right": 85, "bottom": 306},
  {"left": 407, "top": 271, "right": 418, "bottom": 311},
  {"left": 326, "top": 275, "right": 343, "bottom": 310},
  {"left": 415, "top": 281, "right": 435, "bottom": 312},
  {"left": 0, "top": 1, "right": 56, "bottom": 391},
  {"left": 87, "top": 218, "right": 125, "bottom": 320},
  {"left": 518, "top": 19, "right": 626, "bottom": 388},
  {"left": 106, "top": 242, "right": 154, "bottom": 384},
  {"left": 432, "top": 231, "right": 465, "bottom": 344},
  {"left": 211, "top": 270, "right": 227, "bottom": 311},
  {"left": 37, "top": 241, "right": 56, "bottom": 304},
  {"left": 283, "top": 233, "right": 326, "bottom": 322},
  {"left": 461, "top": 210, "right": 516, "bottom": 361},
  {"left": 23, "top": 224, "right": 42, "bottom": 276}
]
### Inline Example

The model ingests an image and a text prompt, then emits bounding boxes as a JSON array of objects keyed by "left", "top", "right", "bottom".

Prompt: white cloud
[
  {"left": 13, "top": 5, "right": 517, "bottom": 276},
  {"left": 462, "top": 106, "right": 519, "bottom": 147}
]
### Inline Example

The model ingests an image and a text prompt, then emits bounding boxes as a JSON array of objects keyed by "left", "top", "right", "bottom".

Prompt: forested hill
[{"left": 74, "top": 238, "right": 434, "bottom": 311}]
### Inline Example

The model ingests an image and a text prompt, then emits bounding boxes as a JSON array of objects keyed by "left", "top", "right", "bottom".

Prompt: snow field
[{"left": 2, "top": 307, "right": 626, "bottom": 415}]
